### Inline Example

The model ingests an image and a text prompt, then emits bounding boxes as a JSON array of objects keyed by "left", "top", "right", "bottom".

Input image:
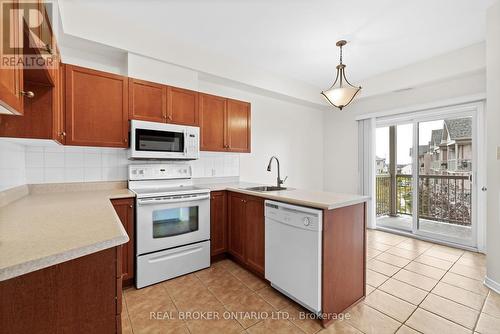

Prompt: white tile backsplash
[
  {"left": 20, "top": 145, "right": 239, "bottom": 184},
  {"left": 24, "top": 145, "right": 129, "bottom": 184},
  {"left": 0, "top": 140, "right": 26, "bottom": 191}
]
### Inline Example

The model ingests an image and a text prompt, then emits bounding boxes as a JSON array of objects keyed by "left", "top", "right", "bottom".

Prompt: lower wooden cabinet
[
  {"left": 244, "top": 195, "right": 265, "bottom": 275},
  {"left": 228, "top": 192, "right": 247, "bottom": 263},
  {"left": 111, "top": 197, "right": 135, "bottom": 286},
  {"left": 210, "top": 191, "right": 227, "bottom": 257},
  {"left": 0, "top": 247, "right": 122, "bottom": 334},
  {"left": 226, "top": 191, "right": 265, "bottom": 276}
]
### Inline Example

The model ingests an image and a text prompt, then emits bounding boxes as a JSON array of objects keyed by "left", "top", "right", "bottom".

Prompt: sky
[{"left": 376, "top": 120, "right": 444, "bottom": 165}]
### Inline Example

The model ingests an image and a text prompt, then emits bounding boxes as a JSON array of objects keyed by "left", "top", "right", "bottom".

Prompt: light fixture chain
[{"left": 339, "top": 44, "right": 343, "bottom": 65}]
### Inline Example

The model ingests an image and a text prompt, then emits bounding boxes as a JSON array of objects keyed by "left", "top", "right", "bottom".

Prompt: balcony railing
[
  {"left": 448, "top": 159, "right": 472, "bottom": 172},
  {"left": 376, "top": 174, "right": 472, "bottom": 226}
]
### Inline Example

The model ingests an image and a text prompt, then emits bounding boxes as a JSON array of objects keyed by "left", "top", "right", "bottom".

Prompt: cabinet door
[
  {"left": 0, "top": 0, "right": 23, "bottom": 115},
  {"left": 65, "top": 65, "right": 129, "bottom": 147},
  {"left": 128, "top": 78, "right": 167, "bottom": 122},
  {"left": 228, "top": 192, "right": 246, "bottom": 263},
  {"left": 53, "top": 62, "right": 65, "bottom": 143},
  {"left": 111, "top": 198, "right": 135, "bottom": 285},
  {"left": 167, "top": 86, "right": 199, "bottom": 126},
  {"left": 244, "top": 196, "right": 265, "bottom": 275},
  {"left": 210, "top": 191, "right": 227, "bottom": 257},
  {"left": 226, "top": 99, "right": 251, "bottom": 152},
  {"left": 0, "top": 82, "right": 52, "bottom": 139},
  {"left": 199, "top": 93, "right": 226, "bottom": 152}
]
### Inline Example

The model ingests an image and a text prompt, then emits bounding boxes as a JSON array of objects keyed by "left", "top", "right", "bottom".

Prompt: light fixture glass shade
[
  {"left": 322, "top": 40, "right": 361, "bottom": 110},
  {"left": 321, "top": 86, "right": 361, "bottom": 110}
]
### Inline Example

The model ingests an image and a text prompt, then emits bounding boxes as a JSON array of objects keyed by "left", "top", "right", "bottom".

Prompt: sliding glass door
[
  {"left": 415, "top": 117, "right": 474, "bottom": 245},
  {"left": 375, "top": 109, "right": 478, "bottom": 248}
]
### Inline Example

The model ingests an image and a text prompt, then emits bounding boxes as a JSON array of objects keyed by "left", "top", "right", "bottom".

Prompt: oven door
[{"left": 136, "top": 193, "right": 210, "bottom": 255}]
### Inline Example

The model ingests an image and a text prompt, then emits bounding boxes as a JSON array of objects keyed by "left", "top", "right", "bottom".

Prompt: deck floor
[{"left": 377, "top": 215, "right": 472, "bottom": 240}]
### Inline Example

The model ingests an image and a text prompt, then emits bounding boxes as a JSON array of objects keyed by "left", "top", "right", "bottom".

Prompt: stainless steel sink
[{"left": 244, "top": 186, "right": 288, "bottom": 192}]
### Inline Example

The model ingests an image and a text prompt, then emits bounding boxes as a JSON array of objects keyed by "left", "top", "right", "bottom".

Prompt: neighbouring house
[
  {"left": 410, "top": 145, "right": 432, "bottom": 174},
  {"left": 376, "top": 156, "right": 387, "bottom": 174},
  {"left": 428, "top": 118, "right": 472, "bottom": 174}
]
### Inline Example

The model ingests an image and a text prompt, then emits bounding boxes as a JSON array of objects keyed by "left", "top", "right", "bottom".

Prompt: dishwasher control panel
[{"left": 265, "top": 201, "right": 322, "bottom": 231}]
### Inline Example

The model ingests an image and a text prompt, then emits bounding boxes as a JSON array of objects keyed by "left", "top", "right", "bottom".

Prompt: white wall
[
  {"left": 0, "top": 141, "right": 26, "bottom": 191},
  {"left": 323, "top": 70, "right": 486, "bottom": 194},
  {"left": 127, "top": 53, "right": 198, "bottom": 91},
  {"left": 485, "top": 0, "right": 500, "bottom": 291}
]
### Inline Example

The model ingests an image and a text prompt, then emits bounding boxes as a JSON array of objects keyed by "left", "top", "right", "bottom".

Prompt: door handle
[{"left": 137, "top": 194, "right": 210, "bottom": 206}]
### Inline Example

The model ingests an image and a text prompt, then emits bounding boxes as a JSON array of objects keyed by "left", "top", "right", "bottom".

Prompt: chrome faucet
[{"left": 267, "top": 156, "right": 287, "bottom": 188}]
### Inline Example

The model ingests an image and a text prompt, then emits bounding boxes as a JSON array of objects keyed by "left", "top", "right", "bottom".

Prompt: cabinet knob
[
  {"left": 129, "top": 205, "right": 133, "bottom": 208},
  {"left": 20, "top": 90, "right": 35, "bottom": 98},
  {"left": 124, "top": 138, "right": 128, "bottom": 143},
  {"left": 60, "top": 131, "right": 66, "bottom": 137}
]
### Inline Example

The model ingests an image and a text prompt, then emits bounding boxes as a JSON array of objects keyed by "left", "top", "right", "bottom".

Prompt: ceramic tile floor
[{"left": 122, "top": 230, "right": 500, "bottom": 334}]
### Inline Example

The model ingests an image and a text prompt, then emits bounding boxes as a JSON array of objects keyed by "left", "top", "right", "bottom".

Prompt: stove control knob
[{"left": 303, "top": 217, "right": 311, "bottom": 226}]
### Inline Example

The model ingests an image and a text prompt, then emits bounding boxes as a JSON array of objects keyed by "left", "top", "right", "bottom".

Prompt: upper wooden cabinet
[
  {"left": 0, "top": 62, "right": 64, "bottom": 142},
  {"left": 199, "top": 94, "right": 251, "bottom": 153},
  {"left": 167, "top": 86, "right": 199, "bottom": 126},
  {"left": 226, "top": 99, "right": 251, "bottom": 152},
  {"left": 128, "top": 78, "right": 167, "bottom": 123},
  {"left": 65, "top": 64, "right": 129, "bottom": 147},
  {"left": 128, "top": 80, "right": 199, "bottom": 127},
  {"left": 199, "top": 93, "right": 227, "bottom": 151},
  {"left": 0, "top": 0, "right": 24, "bottom": 115}
]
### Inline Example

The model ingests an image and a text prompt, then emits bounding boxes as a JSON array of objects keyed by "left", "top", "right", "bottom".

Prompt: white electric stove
[{"left": 128, "top": 164, "right": 211, "bottom": 288}]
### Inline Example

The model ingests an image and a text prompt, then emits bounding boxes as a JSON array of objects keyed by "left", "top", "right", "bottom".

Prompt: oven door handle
[{"left": 137, "top": 194, "right": 210, "bottom": 206}]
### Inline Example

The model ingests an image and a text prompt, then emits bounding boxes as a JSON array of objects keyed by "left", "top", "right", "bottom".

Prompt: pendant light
[{"left": 321, "top": 40, "right": 361, "bottom": 110}]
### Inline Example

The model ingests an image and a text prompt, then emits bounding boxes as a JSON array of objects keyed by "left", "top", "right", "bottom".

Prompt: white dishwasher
[{"left": 264, "top": 200, "right": 322, "bottom": 314}]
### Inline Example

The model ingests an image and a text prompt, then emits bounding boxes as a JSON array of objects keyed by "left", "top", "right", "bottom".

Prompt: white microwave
[{"left": 129, "top": 120, "right": 200, "bottom": 160}]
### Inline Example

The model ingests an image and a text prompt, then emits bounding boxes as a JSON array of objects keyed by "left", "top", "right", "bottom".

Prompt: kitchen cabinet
[
  {"left": 227, "top": 191, "right": 265, "bottom": 276},
  {"left": 167, "top": 86, "right": 199, "bottom": 126},
  {"left": 129, "top": 78, "right": 167, "bottom": 123},
  {"left": 0, "top": 62, "right": 64, "bottom": 142},
  {"left": 199, "top": 93, "right": 251, "bottom": 153},
  {"left": 65, "top": 64, "right": 129, "bottom": 147},
  {"left": 0, "top": 247, "right": 122, "bottom": 334},
  {"left": 226, "top": 99, "right": 251, "bottom": 152},
  {"left": 0, "top": 0, "right": 24, "bottom": 115},
  {"left": 244, "top": 196, "right": 265, "bottom": 274},
  {"left": 228, "top": 192, "right": 247, "bottom": 263},
  {"left": 199, "top": 93, "right": 226, "bottom": 151},
  {"left": 111, "top": 197, "right": 135, "bottom": 286},
  {"left": 210, "top": 191, "right": 227, "bottom": 258}
]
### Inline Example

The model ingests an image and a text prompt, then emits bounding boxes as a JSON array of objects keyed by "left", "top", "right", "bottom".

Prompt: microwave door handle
[
  {"left": 184, "top": 130, "right": 188, "bottom": 155},
  {"left": 138, "top": 194, "right": 210, "bottom": 206}
]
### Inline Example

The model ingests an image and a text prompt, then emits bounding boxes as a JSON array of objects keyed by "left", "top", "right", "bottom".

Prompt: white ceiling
[{"left": 58, "top": 0, "right": 494, "bottom": 90}]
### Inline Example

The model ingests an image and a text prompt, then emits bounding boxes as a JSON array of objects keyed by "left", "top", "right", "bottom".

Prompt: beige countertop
[
  {"left": 196, "top": 182, "right": 369, "bottom": 210},
  {"left": 0, "top": 187, "right": 134, "bottom": 281}
]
